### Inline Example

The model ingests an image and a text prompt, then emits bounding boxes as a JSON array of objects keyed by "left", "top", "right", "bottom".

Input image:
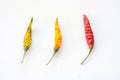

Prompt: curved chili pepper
[
  {"left": 81, "top": 14, "right": 94, "bottom": 64},
  {"left": 21, "top": 17, "right": 33, "bottom": 63},
  {"left": 46, "top": 18, "right": 62, "bottom": 65}
]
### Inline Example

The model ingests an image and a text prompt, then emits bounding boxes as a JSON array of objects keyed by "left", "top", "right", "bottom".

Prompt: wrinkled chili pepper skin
[
  {"left": 81, "top": 15, "right": 94, "bottom": 64},
  {"left": 21, "top": 17, "right": 33, "bottom": 63},
  {"left": 46, "top": 18, "right": 62, "bottom": 65},
  {"left": 83, "top": 15, "right": 94, "bottom": 47}
]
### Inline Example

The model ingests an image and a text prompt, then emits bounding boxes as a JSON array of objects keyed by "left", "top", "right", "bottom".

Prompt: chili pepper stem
[
  {"left": 21, "top": 51, "right": 27, "bottom": 63},
  {"left": 81, "top": 46, "right": 93, "bottom": 64},
  {"left": 46, "top": 51, "right": 57, "bottom": 66},
  {"left": 46, "top": 49, "right": 58, "bottom": 65}
]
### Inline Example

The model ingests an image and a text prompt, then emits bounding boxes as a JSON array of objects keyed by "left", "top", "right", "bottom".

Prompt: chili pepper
[
  {"left": 46, "top": 18, "right": 62, "bottom": 65},
  {"left": 81, "top": 14, "right": 94, "bottom": 64},
  {"left": 21, "top": 17, "right": 33, "bottom": 63}
]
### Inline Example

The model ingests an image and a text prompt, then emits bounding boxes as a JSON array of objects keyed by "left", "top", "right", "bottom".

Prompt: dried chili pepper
[
  {"left": 46, "top": 18, "right": 62, "bottom": 65},
  {"left": 21, "top": 17, "right": 33, "bottom": 63},
  {"left": 81, "top": 14, "right": 94, "bottom": 64}
]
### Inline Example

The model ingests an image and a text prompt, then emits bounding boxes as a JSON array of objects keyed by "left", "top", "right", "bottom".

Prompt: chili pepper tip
[
  {"left": 30, "top": 17, "right": 33, "bottom": 24},
  {"left": 83, "top": 14, "right": 86, "bottom": 17}
]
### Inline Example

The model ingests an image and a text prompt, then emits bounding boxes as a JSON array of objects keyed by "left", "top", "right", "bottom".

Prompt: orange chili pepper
[{"left": 46, "top": 18, "right": 62, "bottom": 65}]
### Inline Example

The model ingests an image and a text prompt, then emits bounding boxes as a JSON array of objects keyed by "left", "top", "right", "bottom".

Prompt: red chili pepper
[{"left": 81, "top": 14, "right": 94, "bottom": 64}]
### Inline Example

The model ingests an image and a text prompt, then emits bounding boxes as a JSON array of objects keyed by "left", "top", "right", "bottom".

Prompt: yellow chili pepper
[
  {"left": 46, "top": 18, "right": 62, "bottom": 65},
  {"left": 21, "top": 17, "right": 33, "bottom": 63}
]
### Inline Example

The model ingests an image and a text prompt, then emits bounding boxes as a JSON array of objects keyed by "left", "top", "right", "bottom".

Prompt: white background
[{"left": 0, "top": 0, "right": 120, "bottom": 80}]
